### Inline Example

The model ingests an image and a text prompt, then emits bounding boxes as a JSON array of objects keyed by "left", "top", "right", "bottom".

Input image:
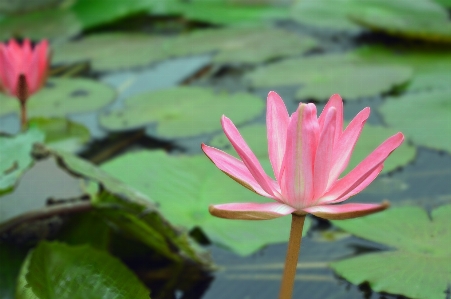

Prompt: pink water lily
[
  {"left": 0, "top": 38, "right": 49, "bottom": 100},
  {"left": 202, "top": 92, "right": 404, "bottom": 221}
]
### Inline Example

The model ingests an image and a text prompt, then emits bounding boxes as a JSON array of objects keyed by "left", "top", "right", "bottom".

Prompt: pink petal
[
  {"left": 327, "top": 107, "right": 370, "bottom": 187},
  {"left": 209, "top": 202, "right": 295, "bottom": 220},
  {"left": 202, "top": 144, "right": 276, "bottom": 199},
  {"left": 34, "top": 40, "right": 49, "bottom": 91},
  {"left": 318, "top": 94, "right": 343, "bottom": 143},
  {"left": 280, "top": 103, "right": 319, "bottom": 209},
  {"left": 321, "top": 132, "right": 404, "bottom": 203},
  {"left": 302, "top": 202, "right": 389, "bottom": 220},
  {"left": 313, "top": 107, "right": 336, "bottom": 200},
  {"left": 266, "top": 91, "right": 289, "bottom": 181},
  {"left": 221, "top": 116, "right": 277, "bottom": 197}
]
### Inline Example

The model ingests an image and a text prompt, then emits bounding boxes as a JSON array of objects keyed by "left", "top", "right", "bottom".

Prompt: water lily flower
[
  {"left": 0, "top": 39, "right": 49, "bottom": 129},
  {"left": 202, "top": 91, "right": 404, "bottom": 299},
  {"left": 202, "top": 92, "right": 403, "bottom": 221}
]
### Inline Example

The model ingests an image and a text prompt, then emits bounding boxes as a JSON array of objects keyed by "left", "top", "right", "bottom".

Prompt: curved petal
[
  {"left": 327, "top": 107, "right": 370, "bottom": 187},
  {"left": 313, "top": 107, "right": 336, "bottom": 200},
  {"left": 209, "top": 202, "right": 295, "bottom": 220},
  {"left": 318, "top": 94, "right": 343, "bottom": 143},
  {"left": 222, "top": 116, "right": 277, "bottom": 197},
  {"left": 302, "top": 201, "right": 389, "bottom": 220},
  {"left": 322, "top": 132, "right": 404, "bottom": 202},
  {"left": 202, "top": 144, "right": 276, "bottom": 199},
  {"left": 34, "top": 40, "right": 49, "bottom": 90},
  {"left": 266, "top": 91, "right": 289, "bottom": 182},
  {"left": 280, "top": 103, "right": 319, "bottom": 209}
]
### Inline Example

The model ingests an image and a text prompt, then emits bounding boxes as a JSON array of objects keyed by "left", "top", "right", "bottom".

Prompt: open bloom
[
  {"left": 202, "top": 92, "right": 404, "bottom": 220},
  {"left": 0, "top": 39, "right": 49, "bottom": 102}
]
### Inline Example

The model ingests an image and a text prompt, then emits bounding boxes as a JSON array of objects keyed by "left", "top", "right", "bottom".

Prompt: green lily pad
[
  {"left": 28, "top": 118, "right": 90, "bottom": 153},
  {"left": 245, "top": 53, "right": 412, "bottom": 101},
  {"left": 210, "top": 122, "right": 415, "bottom": 174},
  {"left": 164, "top": 27, "right": 317, "bottom": 64},
  {"left": 0, "top": 0, "right": 74, "bottom": 14},
  {"left": 355, "top": 46, "right": 451, "bottom": 92},
  {"left": 330, "top": 205, "right": 451, "bottom": 299},
  {"left": 379, "top": 90, "right": 451, "bottom": 153},
  {"left": 0, "top": 244, "right": 28, "bottom": 299},
  {"left": 0, "top": 78, "right": 115, "bottom": 119},
  {"left": 18, "top": 241, "right": 150, "bottom": 299},
  {"left": 433, "top": 0, "right": 451, "bottom": 7},
  {"left": 349, "top": 0, "right": 451, "bottom": 43},
  {"left": 53, "top": 33, "right": 167, "bottom": 72},
  {"left": 48, "top": 148, "right": 210, "bottom": 266},
  {"left": 101, "top": 150, "right": 310, "bottom": 256},
  {"left": 290, "top": 0, "right": 364, "bottom": 32},
  {"left": 99, "top": 87, "right": 265, "bottom": 138},
  {"left": 0, "top": 8, "right": 81, "bottom": 40},
  {"left": 0, "top": 129, "right": 44, "bottom": 195}
]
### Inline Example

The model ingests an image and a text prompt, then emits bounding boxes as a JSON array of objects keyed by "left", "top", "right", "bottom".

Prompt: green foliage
[
  {"left": 0, "top": 129, "right": 44, "bottom": 195},
  {"left": 101, "top": 150, "right": 311, "bottom": 256},
  {"left": 99, "top": 87, "right": 265, "bottom": 138},
  {"left": 379, "top": 90, "right": 451, "bottom": 153},
  {"left": 17, "top": 241, "right": 150, "bottom": 299},
  {"left": 0, "top": 78, "right": 115, "bottom": 118},
  {"left": 0, "top": 244, "right": 28, "bottom": 299},
  {"left": 245, "top": 53, "right": 412, "bottom": 101},
  {"left": 331, "top": 205, "right": 451, "bottom": 299}
]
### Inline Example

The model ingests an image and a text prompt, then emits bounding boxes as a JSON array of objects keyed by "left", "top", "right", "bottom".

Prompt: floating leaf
[
  {"left": 99, "top": 87, "right": 265, "bottom": 138},
  {"left": 245, "top": 53, "right": 412, "bottom": 101},
  {"left": 330, "top": 205, "right": 451, "bottom": 299},
  {"left": 379, "top": 90, "right": 451, "bottom": 153},
  {"left": 0, "top": 78, "right": 115, "bottom": 119},
  {"left": 0, "top": 8, "right": 81, "bottom": 40},
  {"left": 19, "top": 241, "right": 150, "bottom": 299},
  {"left": 355, "top": 46, "right": 451, "bottom": 92},
  {"left": 291, "top": 0, "right": 364, "bottom": 32},
  {"left": 210, "top": 122, "right": 415, "bottom": 174},
  {"left": 152, "top": 0, "right": 291, "bottom": 26},
  {"left": 349, "top": 0, "right": 451, "bottom": 43},
  {"left": 0, "top": 129, "right": 44, "bottom": 195},
  {"left": 0, "top": 0, "right": 74, "bottom": 14},
  {"left": 101, "top": 150, "right": 311, "bottom": 256},
  {"left": 0, "top": 244, "right": 28, "bottom": 299},
  {"left": 53, "top": 34, "right": 167, "bottom": 72},
  {"left": 164, "top": 27, "right": 317, "bottom": 64},
  {"left": 28, "top": 118, "right": 90, "bottom": 153}
]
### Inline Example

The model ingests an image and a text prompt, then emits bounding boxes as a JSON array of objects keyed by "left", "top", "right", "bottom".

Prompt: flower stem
[
  {"left": 278, "top": 214, "right": 306, "bottom": 299},
  {"left": 20, "top": 101, "right": 27, "bottom": 131}
]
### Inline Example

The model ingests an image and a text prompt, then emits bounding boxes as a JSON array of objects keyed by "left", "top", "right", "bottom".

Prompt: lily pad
[
  {"left": 101, "top": 150, "right": 310, "bottom": 256},
  {"left": 349, "top": 0, "right": 451, "bottom": 43},
  {"left": 245, "top": 53, "right": 412, "bottom": 101},
  {"left": 53, "top": 33, "right": 168, "bottom": 72},
  {"left": 291, "top": 0, "right": 364, "bottom": 33},
  {"left": 0, "top": 244, "right": 28, "bottom": 299},
  {"left": 99, "top": 87, "right": 265, "bottom": 138},
  {"left": 164, "top": 27, "right": 317, "bottom": 64},
  {"left": 19, "top": 241, "right": 150, "bottom": 299},
  {"left": 0, "top": 8, "right": 81, "bottom": 41},
  {"left": 0, "top": 78, "right": 115, "bottom": 119},
  {"left": 210, "top": 122, "right": 415, "bottom": 174},
  {"left": 379, "top": 90, "right": 451, "bottom": 153},
  {"left": 28, "top": 118, "right": 90, "bottom": 153},
  {"left": 330, "top": 205, "right": 451, "bottom": 299},
  {"left": 0, "top": 129, "right": 44, "bottom": 195},
  {"left": 355, "top": 46, "right": 451, "bottom": 92}
]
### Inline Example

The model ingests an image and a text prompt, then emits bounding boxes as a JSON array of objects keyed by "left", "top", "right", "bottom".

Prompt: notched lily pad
[
  {"left": 53, "top": 33, "right": 168, "bottom": 72},
  {"left": 18, "top": 241, "right": 150, "bottom": 299},
  {"left": 245, "top": 53, "right": 412, "bottom": 101},
  {"left": 330, "top": 205, "right": 451, "bottom": 299},
  {"left": 0, "top": 78, "right": 115, "bottom": 119},
  {"left": 0, "top": 129, "right": 44, "bottom": 195},
  {"left": 379, "top": 90, "right": 451, "bottom": 153},
  {"left": 164, "top": 27, "right": 318, "bottom": 64},
  {"left": 99, "top": 86, "right": 265, "bottom": 139},
  {"left": 101, "top": 150, "right": 311, "bottom": 256}
]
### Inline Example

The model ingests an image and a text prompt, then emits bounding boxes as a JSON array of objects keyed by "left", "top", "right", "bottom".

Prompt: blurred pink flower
[
  {"left": 0, "top": 38, "right": 49, "bottom": 102},
  {"left": 202, "top": 92, "right": 403, "bottom": 220}
]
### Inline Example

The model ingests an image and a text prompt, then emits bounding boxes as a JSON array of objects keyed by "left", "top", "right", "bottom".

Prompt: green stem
[{"left": 278, "top": 214, "right": 306, "bottom": 299}]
